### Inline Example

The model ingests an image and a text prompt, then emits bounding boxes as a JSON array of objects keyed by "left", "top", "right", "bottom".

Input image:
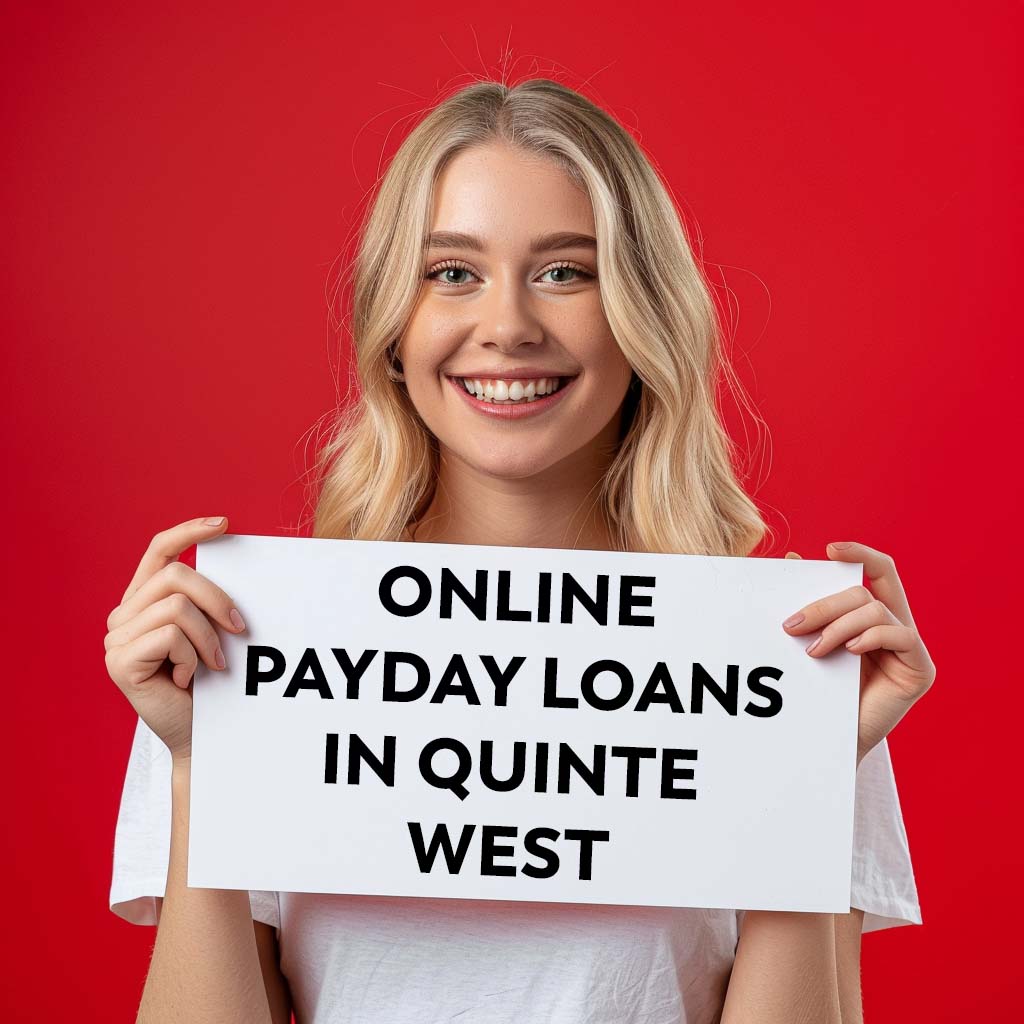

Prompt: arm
[
  {"left": 834, "top": 909, "right": 864, "bottom": 1023},
  {"left": 748, "top": 540, "right": 934, "bottom": 1021},
  {"left": 721, "top": 907, "right": 864, "bottom": 1024},
  {"left": 136, "top": 761, "right": 285, "bottom": 1024},
  {"left": 254, "top": 923, "right": 294, "bottom": 1024},
  {"left": 150, "top": 915, "right": 292, "bottom": 1024},
  {"left": 721, "top": 911, "right": 842, "bottom": 1024}
]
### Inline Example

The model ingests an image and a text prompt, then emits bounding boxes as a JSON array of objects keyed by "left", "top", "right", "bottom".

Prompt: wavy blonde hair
[{"left": 309, "top": 78, "right": 771, "bottom": 556}]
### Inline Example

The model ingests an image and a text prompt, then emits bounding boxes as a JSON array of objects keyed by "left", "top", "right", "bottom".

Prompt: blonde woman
[{"left": 106, "top": 79, "right": 934, "bottom": 1023}]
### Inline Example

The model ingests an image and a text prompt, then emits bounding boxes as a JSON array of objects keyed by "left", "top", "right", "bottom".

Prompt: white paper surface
[{"left": 189, "top": 534, "right": 862, "bottom": 912}]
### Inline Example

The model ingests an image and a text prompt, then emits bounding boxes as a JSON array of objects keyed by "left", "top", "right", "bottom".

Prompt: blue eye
[
  {"left": 424, "top": 259, "right": 595, "bottom": 289},
  {"left": 539, "top": 264, "right": 592, "bottom": 285},
  {"left": 426, "top": 263, "right": 479, "bottom": 287}
]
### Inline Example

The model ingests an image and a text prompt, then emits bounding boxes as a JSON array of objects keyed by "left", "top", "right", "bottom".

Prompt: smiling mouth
[{"left": 446, "top": 374, "right": 578, "bottom": 404}]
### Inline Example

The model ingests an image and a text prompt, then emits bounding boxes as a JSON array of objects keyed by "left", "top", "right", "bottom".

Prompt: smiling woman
[
  {"left": 309, "top": 80, "right": 767, "bottom": 556},
  {"left": 400, "top": 151, "right": 632, "bottom": 470},
  {"left": 108, "top": 77, "right": 926, "bottom": 1024}
]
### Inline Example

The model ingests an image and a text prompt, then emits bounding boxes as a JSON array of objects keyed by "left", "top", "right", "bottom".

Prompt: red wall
[{"left": 3, "top": 2, "right": 1018, "bottom": 1019}]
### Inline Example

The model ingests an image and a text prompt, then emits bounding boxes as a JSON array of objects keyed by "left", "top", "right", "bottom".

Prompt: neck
[{"left": 408, "top": 434, "right": 621, "bottom": 552}]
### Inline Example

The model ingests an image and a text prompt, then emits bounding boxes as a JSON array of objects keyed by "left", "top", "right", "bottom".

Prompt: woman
[{"left": 106, "top": 79, "right": 934, "bottom": 1023}]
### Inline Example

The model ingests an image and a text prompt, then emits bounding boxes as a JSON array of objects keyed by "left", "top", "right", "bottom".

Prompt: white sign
[{"left": 189, "top": 534, "right": 862, "bottom": 913}]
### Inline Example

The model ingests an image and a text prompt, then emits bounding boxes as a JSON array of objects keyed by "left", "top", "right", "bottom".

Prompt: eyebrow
[{"left": 425, "top": 230, "right": 597, "bottom": 253}]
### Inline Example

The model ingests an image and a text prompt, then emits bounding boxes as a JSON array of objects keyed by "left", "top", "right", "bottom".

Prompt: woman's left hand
[{"left": 782, "top": 541, "right": 936, "bottom": 764}]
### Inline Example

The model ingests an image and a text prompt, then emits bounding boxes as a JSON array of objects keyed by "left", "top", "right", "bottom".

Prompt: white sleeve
[
  {"left": 109, "top": 715, "right": 281, "bottom": 933},
  {"left": 850, "top": 737, "right": 923, "bottom": 933}
]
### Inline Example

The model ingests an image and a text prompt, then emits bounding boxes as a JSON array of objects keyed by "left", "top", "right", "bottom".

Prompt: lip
[
  {"left": 447, "top": 369, "right": 578, "bottom": 380},
  {"left": 446, "top": 373, "right": 578, "bottom": 420}
]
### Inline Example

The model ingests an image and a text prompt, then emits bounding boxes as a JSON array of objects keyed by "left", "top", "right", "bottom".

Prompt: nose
[{"left": 475, "top": 272, "right": 545, "bottom": 354}]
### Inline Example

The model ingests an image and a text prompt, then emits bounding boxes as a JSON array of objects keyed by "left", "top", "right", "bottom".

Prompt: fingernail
[
  {"left": 204, "top": 516, "right": 225, "bottom": 526},
  {"left": 828, "top": 541, "right": 851, "bottom": 550},
  {"left": 845, "top": 635, "right": 861, "bottom": 649},
  {"left": 783, "top": 612, "right": 805, "bottom": 628},
  {"left": 214, "top": 647, "right": 226, "bottom": 669},
  {"left": 229, "top": 608, "right": 246, "bottom": 631},
  {"left": 806, "top": 636, "right": 822, "bottom": 654}
]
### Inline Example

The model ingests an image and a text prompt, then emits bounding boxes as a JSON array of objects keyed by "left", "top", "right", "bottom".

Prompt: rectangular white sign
[{"left": 189, "top": 533, "right": 862, "bottom": 913}]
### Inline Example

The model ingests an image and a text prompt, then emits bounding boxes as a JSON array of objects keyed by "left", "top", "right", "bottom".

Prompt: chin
[{"left": 458, "top": 443, "right": 567, "bottom": 482}]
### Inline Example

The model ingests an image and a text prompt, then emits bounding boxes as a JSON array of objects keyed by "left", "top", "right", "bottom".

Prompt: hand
[
  {"left": 103, "top": 516, "right": 247, "bottom": 764},
  {"left": 782, "top": 541, "right": 935, "bottom": 764}
]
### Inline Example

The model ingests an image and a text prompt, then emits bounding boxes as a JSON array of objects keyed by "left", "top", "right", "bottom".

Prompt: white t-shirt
[{"left": 110, "top": 716, "right": 922, "bottom": 1024}]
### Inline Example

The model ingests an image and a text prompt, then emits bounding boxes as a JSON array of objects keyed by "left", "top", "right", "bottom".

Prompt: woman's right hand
[{"left": 104, "top": 516, "right": 246, "bottom": 765}]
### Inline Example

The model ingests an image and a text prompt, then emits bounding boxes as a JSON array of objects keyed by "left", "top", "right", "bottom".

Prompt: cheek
[
  {"left": 400, "top": 321, "right": 467, "bottom": 396},
  {"left": 578, "top": 328, "right": 634, "bottom": 399},
  {"left": 408, "top": 298, "right": 466, "bottom": 351},
  {"left": 581, "top": 317, "right": 631, "bottom": 371},
  {"left": 559, "top": 301, "right": 630, "bottom": 373}
]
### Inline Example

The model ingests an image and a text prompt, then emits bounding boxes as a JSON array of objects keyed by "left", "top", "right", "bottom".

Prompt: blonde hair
[{"left": 309, "top": 78, "right": 771, "bottom": 556}]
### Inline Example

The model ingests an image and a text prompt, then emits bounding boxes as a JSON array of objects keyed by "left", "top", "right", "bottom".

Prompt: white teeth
[{"left": 457, "top": 375, "right": 571, "bottom": 404}]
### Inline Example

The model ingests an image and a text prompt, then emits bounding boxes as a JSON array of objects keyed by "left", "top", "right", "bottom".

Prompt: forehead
[{"left": 429, "top": 142, "right": 595, "bottom": 241}]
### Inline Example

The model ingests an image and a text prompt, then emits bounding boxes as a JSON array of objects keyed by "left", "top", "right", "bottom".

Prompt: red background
[{"left": 3, "top": 2, "right": 1020, "bottom": 1019}]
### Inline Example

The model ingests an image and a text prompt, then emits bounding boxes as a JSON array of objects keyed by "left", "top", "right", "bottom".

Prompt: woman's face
[{"left": 396, "top": 141, "right": 633, "bottom": 481}]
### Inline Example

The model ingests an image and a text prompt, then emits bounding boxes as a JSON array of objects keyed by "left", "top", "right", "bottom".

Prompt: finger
[
  {"left": 843, "top": 618, "right": 933, "bottom": 667},
  {"left": 105, "top": 592, "right": 226, "bottom": 673},
  {"left": 107, "top": 560, "right": 242, "bottom": 636},
  {"left": 784, "top": 551, "right": 803, "bottom": 559},
  {"left": 804, "top": 597, "right": 899, "bottom": 657},
  {"left": 107, "top": 623, "right": 199, "bottom": 692},
  {"left": 824, "top": 541, "right": 916, "bottom": 628},
  {"left": 845, "top": 624, "right": 936, "bottom": 689},
  {"left": 782, "top": 583, "right": 873, "bottom": 636},
  {"left": 120, "top": 516, "right": 231, "bottom": 607}
]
